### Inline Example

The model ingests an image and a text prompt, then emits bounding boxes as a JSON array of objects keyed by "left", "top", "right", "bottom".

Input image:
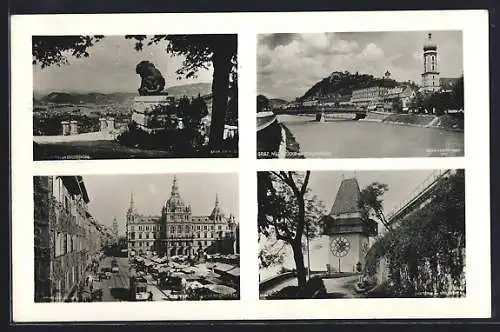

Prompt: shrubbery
[{"left": 363, "top": 170, "right": 465, "bottom": 297}]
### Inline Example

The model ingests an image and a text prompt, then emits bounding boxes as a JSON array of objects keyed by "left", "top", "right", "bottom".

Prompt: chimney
[{"left": 61, "top": 121, "right": 70, "bottom": 135}]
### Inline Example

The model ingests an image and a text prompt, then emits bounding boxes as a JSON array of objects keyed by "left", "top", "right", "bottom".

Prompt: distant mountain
[
  {"left": 165, "top": 82, "right": 212, "bottom": 97},
  {"left": 269, "top": 98, "right": 289, "bottom": 107},
  {"left": 299, "top": 71, "right": 400, "bottom": 101},
  {"left": 36, "top": 82, "right": 213, "bottom": 105}
]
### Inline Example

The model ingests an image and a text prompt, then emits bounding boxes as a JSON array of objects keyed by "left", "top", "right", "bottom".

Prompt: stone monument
[{"left": 131, "top": 61, "right": 174, "bottom": 133}]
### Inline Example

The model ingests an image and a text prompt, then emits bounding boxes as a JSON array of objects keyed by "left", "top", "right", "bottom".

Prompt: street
[{"left": 98, "top": 256, "right": 130, "bottom": 302}]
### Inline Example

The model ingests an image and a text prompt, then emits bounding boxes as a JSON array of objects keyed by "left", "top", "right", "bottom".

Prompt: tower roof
[
  {"left": 127, "top": 192, "right": 137, "bottom": 215},
  {"left": 210, "top": 193, "right": 223, "bottom": 217},
  {"left": 423, "top": 33, "right": 437, "bottom": 51},
  {"left": 330, "top": 178, "right": 361, "bottom": 215},
  {"left": 165, "top": 175, "right": 188, "bottom": 211}
]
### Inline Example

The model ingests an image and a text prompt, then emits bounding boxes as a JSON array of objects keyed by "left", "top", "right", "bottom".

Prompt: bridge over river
[{"left": 274, "top": 106, "right": 368, "bottom": 121}]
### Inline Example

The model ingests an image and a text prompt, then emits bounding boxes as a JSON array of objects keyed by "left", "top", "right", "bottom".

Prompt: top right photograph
[{"left": 257, "top": 31, "right": 464, "bottom": 159}]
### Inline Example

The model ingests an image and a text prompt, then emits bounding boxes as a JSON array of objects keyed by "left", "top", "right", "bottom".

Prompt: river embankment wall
[{"left": 357, "top": 112, "right": 464, "bottom": 132}]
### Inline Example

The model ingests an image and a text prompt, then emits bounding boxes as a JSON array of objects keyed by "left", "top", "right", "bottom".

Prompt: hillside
[
  {"left": 299, "top": 71, "right": 400, "bottom": 101},
  {"left": 36, "top": 82, "right": 213, "bottom": 105},
  {"left": 269, "top": 98, "right": 289, "bottom": 108},
  {"left": 165, "top": 82, "right": 211, "bottom": 97}
]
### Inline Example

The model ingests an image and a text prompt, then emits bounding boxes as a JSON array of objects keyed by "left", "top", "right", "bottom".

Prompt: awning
[{"left": 203, "top": 284, "right": 237, "bottom": 295}]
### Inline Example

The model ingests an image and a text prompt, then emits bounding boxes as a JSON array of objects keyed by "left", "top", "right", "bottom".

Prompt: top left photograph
[{"left": 32, "top": 34, "right": 238, "bottom": 160}]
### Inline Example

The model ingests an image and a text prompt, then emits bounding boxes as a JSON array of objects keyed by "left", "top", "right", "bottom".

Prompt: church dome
[
  {"left": 210, "top": 193, "right": 224, "bottom": 218},
  {"left": 423, "top": 33, "right": 437, "bottom": 51},
  {"left": 165, "top": 175, "right": 190, "bottom": 212}
]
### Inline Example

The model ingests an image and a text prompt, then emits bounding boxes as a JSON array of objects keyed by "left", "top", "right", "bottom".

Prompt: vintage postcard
[
  {"left": 32, "top": 34, "right": 238, "bottom": 160},
  {"left": 11, "top": 10, "right": 489, "bottom": 322},
  {"left": 33, "top": 173, "right": 240, "bottom": 303},
  {"left": 258, "top": 169, "right": 465, "bottom": 300},
  {"left": 257, "top": 31, "right": 464, "bottom": 159}
]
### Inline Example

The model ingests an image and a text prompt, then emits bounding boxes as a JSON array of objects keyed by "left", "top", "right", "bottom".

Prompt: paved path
[{"left": 259, "top": 275, "right": 362, "bottom": 299}]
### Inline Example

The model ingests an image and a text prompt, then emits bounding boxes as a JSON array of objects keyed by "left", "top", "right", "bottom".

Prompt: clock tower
[{"left": 322, "top": 178, "right": 377, "bottom": 273}]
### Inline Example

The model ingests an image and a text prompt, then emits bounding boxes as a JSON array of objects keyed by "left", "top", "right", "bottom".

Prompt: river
[{"left": 277, "top": 115, "right": 464, "bottom": 158}]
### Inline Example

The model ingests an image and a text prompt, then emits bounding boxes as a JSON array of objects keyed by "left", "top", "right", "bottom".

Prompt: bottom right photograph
[{"left": 258, "top": 169, "right": 465, "bottom": 300}]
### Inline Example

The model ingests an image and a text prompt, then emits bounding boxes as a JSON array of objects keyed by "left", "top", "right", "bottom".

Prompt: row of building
[
  {"left": 294, "top": 33, "right": 460, "bottom": 112},
  {"left": 34, "top": 176, "right": 115, "bottom": 302},
  {"left": 126, "top": 176, "right": 239, "bottom": 258}
]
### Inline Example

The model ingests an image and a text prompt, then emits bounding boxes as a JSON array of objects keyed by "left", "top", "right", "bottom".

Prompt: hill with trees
[{"left": 299, "top": 71, "right": 403, "bottom": 101}]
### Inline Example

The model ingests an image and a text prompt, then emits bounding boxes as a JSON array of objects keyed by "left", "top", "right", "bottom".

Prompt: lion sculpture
[{"left": 135, "top": 61, "right": 166, "bottom": 96}]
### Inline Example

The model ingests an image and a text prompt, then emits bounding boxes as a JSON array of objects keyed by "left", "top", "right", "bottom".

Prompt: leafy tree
[
  {"left": 358, "top": 182, "right": 392, "bottom": 232},
  {"left": 258, "top": 171, "right": 326, "bottom": 289},
  {"left": 32, "top": 35, "right": 104, "bottom": 68},
  {"left": 257, "top": 94, "right": 270, "bottom": 112},
  {"left": 451, "top": 76, "right": 464, "bottom": 109},
  {"left": 392, "top": 98, "right": 403, "bottom": 114},
  {"left": 363, "top": 170, "right": 465, "bottom": 297}
]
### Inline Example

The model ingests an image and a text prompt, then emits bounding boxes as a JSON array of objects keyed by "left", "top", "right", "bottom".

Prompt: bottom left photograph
[{"left": 33, "top": 173, "right": 240, "bottom": 303}]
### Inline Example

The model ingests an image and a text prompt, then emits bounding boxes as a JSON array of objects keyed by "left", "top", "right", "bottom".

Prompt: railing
[{"left": 386, "top": 169, "right": 451, "bottom": 222}]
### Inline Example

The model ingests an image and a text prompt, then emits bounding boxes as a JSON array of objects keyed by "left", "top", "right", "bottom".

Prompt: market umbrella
[
  {"left": 203, "top": 284, "right": 237, "bottom": 295},
  {"left": 187, "top": 281, "right": 203, "bottom": 289}
]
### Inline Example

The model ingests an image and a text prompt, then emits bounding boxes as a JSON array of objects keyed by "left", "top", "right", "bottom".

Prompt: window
[
  {"left": 138, "top": 233, "right": 142, "bottom": 239},
  {"left": 55, "top": 233, "right": 62, "bottom": 256},
  {"left": 177, "top": 225, "right": 182, "bottom": 233},
  {"left": 146, "top": 226, "right": 149, "bottom": 231},
  {"left": 210, "top": 225, "right": 214, "bottom": 230},
  {"left": 203, "top": 225, "right": 208, "bottom": 230},
  {"left": 146, "top": 233, "right": 149, "bottom": 239},
  {"left": 170, "top": 226, "right": 175, "bottom": 233},
  {"left": 218, "top": 225, "right": 222, "bottom": 230},
  {"left": 210, "top": 233, "right": 213, "bottom": 238},
  {"left": 197, "top": 232, "right": 200, "bottom": 238},
  {"left": 131, "top": 226, "right": 134, "bottom": 231},
  {"left": 139, "top": 226, "right": 143, "bottom": 231},
  {"left": 130, "top": 232, "right": 135, "bottom": 239},
  {"left": 204, "top": 232, "right": 207, "bottom": 238},
  {"left": 197, "top": 226, "right": 201, "bottom": 230},
  {"left": 185, "top": 225, "right": 189, "bottom": 232}
]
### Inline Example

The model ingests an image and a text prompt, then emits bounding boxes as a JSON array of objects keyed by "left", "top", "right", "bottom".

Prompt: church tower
[
  {"left": 421, "top": 32, "right": 441, "bottom": 92},
  {"left": 126, "top": 192, "right": 137, "bottom": 223},
  {"left": 322, "top": 178, "right": 377, "bottom": 274}
]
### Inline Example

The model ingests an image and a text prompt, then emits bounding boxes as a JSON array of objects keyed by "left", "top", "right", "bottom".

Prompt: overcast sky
[
  {"left": 33, "top": 35, "right": 213, "bottom": 93},
  {"left": 258, "top": 31, "right": 463, "bottom": 99},
  {"left": 83, "top": 173, "right": 239, "bottom": 236},
  {"left": 307, "top": 170, "right": 437, "bottom": 218}
]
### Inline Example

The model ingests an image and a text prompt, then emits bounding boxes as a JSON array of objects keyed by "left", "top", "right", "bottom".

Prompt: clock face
[{"left": 330, "top": 236, "right": 351, "bottom": 257}]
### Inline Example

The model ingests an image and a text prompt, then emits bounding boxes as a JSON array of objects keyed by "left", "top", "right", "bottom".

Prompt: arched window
[{"left": 204, "top": 232, "right": 207, "bottom": 238}]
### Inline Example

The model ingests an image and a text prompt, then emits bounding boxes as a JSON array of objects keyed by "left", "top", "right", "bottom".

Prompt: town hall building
[{"left": 126, "top": 175, "right": 238, "bottom": 258}]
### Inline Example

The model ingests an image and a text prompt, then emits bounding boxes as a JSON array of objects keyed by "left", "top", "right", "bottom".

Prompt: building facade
[
  {"left": 34, "top": 176, "right": 102, "bottom": 302},
  {"left": 350, "top": 86, "right": 390, "bottom": 110},
  {"left": 421, "top": 33, "right": 441, "bottom": 93},
  {"left": 126, "top": 176, "right": 238, "bottom": 258}
]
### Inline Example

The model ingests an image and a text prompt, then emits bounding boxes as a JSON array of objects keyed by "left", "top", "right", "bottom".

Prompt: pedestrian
[{"left": 148, "top": 291, "right": 153, "bottom": 301}]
